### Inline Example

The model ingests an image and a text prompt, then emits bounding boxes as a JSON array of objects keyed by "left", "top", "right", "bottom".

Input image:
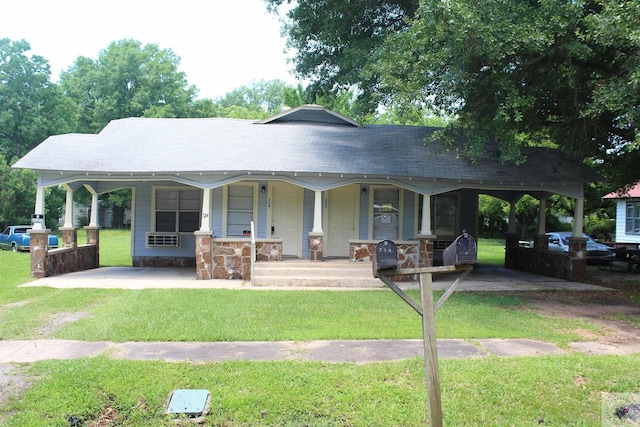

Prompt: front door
[
  {"left": 271, "top": 182, "right": 303, "bottom": 257},
  {"left": 325, "top": 185, "right": 358, "bottom": 257}
]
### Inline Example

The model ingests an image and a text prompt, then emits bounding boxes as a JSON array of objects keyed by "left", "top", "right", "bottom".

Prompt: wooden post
[
  {"left": 420, "top": 271, "right": 443, "bottom": 427},
  {"left": 376, "top": 264, "right": 472, "bottom": 426}
]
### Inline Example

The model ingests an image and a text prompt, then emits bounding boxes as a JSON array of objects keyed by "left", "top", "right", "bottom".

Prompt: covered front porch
[
  {"left": 27, "top": 174, "right": 594, "bottom": 283},
  {"left": 16, "top": 106, "right": 599, "bottom": 283}
]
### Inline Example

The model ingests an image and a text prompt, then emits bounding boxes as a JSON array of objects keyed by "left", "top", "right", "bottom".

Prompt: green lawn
[
  {"left": 1, "top": 231, "right": 639, "bottom": 426},
  {"left": 477, "top": 237, "right": 505, "bottom": 266},
  {"left": 0, "top": 233, "right": 595, "bottom": 345},
  {"left": 4, "top": 354, "right": 639, "bottom": 426}
]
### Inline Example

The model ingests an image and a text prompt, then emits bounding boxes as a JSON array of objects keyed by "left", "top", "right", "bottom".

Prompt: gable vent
[{"left": 147, "top": 233, "right": 180, "bottom": 247}]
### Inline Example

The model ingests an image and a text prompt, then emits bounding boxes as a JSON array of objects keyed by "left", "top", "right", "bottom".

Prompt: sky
[{"left": 2, "top": 0, "right": 299, "bottom": 100}]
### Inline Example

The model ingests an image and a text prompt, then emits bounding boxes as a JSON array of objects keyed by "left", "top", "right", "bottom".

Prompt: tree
[
  {"left": 60, "top": 39, "right": 198, "bottom": 133},
  {"left": 0, "top": 154, "right": 36, "bottom": 228},
  {"left": 0, "top": 38, "right": 77, "bottom": 158},
  {"left": 0, "top": 154, "right": 63, "bottom": 230},
  {"left": 266, "top": 0, "right": 419, "bottom": 113},
  {"left": 478, "top": 195, "right": 508, "bottom": 239},
  {"left": 270, "top": 0, "right": 640, "bottom": 187},
  {"left": 217, "top": 79, "right": 291, "bottom": 115},
  {"left": 374, "top": 0, "right": 639, "bottom": 185}
]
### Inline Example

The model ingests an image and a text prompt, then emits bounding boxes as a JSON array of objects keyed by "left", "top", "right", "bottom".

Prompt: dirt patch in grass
[
  {"left": 0, "top": 301, "right": 30, "bottom": 310},
  {"left": 512, "top": 269, "right": 640, "bottom": 350},
  {"left": 37, "top": 311, "right": 91, "bottom": 337},
  {"left": 0, "top": 363, "right": 31, "bottom": 423},
  {"left": 87, "top": 402, "right": 119, "bottom": 427}
]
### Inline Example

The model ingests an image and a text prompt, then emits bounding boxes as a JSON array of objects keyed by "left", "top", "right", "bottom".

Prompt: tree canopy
[
  {"left": 60, "top": 39, "right": 198, "bottom": 133},
  {"left": 0, "top": 38, "right": 77, "bottom": 158},
  {"left": 266, "top": 0, "right": 419, "bottom": 114},
  {"left": 268, "top": 0, "right": 640, "bottom": 187}
]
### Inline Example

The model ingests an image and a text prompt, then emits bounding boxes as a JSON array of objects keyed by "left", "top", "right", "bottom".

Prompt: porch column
[
  {"left": 507, "top": 200, "right": 517, "bottom": 234},
  {"left": 312, "top": 190, "right": 323, "bottom": 233},
  {"left": 59, "top": 185, "right": 77, "bottom": 250},
  {"left": 63, "top": 185, "right": 74, "bottom": 228},
  {"left": 534, "top": 198, "right": 548, "bottom": 250},
  {"left": 309, "top": 190, "right": 324, "bottom": 261},
  {"left": 504, "top": 200, "right": 519, "bottom": 269},
  {"left": 573, "top": 197, "right": 585, "bottom": 237},
  {"left": 567, "top": 197, "right": 587, "bottom": 280},
  {"left": 83, "top": 185, "right": 99, "bottom": 227},
  {"left": 200, "top": 188, "right": 213, "bottom": 232},
  {"left": 195, "top": 188, "right": 214, "bottom": 280},
  {"left": 33, "top": 186, "right": 45, "bottom": 230},
  {"left": 83, "top": 185, "right": 100, "bottom": 268},
  {"left": 420, "top": 194, "right": 432, "bottom": 235},
  {"left": 417, "top": 194, "right": 436, "bottom": 268}
]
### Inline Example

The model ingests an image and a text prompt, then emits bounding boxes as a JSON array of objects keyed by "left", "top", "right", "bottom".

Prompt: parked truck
[{"left": 0, "top": 225, "right": 59, "bottom": 252}]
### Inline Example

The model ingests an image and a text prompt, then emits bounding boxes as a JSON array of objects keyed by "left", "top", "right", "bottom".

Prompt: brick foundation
[{"left": 132, "top": 257, "right": 196, "bottom": 267}]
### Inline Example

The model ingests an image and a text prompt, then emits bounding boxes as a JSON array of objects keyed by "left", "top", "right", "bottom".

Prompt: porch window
[
  {"left": 373, "top": 187, "right": 400, "bottom": 239},
  {"left": 432, "top": 194, "right": 458, "bottom": 236},
  {"left": 154, "top": 188, "right": 201, "bottom": 233},
  {"left": 417, "top": 193, "right": 459, "bottom": 236},
  {"left": 626, "top": 202, "right": 640, "bottom": 234},
  {"left": 225, "top": 184, "right": 257, "bottom": 237}
]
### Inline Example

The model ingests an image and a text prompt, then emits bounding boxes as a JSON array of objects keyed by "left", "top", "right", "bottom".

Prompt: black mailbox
[
  {"left": 443, "top": 230, "right": 477, "bottom": 266},
  {"left": 373, "top": 240, "right": 399, "bottom": 277}
]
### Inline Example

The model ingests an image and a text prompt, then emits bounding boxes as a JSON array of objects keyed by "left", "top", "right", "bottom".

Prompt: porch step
[{"left": 252, "top": 260, "right": 385, "bottom": 287}]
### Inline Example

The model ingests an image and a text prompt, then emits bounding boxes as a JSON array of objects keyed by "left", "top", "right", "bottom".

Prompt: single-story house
[
  {"left": 603, "top": 182, "right": 640, "bottom": 246},
  {"left": 13, "top": 105, "right": 600, "bottom": 280}
]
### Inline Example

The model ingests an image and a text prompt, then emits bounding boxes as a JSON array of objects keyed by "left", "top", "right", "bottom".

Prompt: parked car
[
  {"left": 0, "top": 225, "right": 59, "bottom": 252},
  {"left": 546, "top": 231, "right": 613, "bottom": 263}
]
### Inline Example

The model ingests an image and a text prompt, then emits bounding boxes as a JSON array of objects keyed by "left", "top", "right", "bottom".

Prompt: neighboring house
[
  {"left": 60, "top": 201, "right": 131, "bottom": 228},
  {"left": 13, "top": 105, "right": 600, "bottom": 280},
  {"left": 603, "top": 182, "right": 640, "bottom": 245}
]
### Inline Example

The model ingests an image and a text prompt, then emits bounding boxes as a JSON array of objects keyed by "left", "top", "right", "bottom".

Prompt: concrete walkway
[
  {"left": 0, "top": 338, "right": 634, "bottom": 364},
  {"left": 21, "top": 266, "right": 611, "bottom": 291}
]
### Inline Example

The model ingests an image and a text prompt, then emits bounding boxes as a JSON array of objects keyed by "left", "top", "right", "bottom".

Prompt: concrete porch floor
[{"left": 21, "top": 262, "right": 611, "bottom": 291}]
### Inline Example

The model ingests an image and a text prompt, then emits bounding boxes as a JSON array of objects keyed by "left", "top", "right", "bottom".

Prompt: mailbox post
[{"left": 374, "top": 238, "right": 476, "bottom": 427}]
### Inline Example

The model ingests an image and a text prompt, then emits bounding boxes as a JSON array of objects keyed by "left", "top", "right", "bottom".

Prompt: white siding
[{"left": 615, "top": 200, "right": 640, "bottom": 244}]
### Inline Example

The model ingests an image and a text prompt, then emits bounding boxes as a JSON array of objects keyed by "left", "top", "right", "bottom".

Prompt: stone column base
[
  {"left": 309, "top": 232, "right": 324, "bottom": 261},
  {"left": 28, "top": 229, "right": 50, "bottom": 278},
  {"left": 59, "top": 227, "right": 78, "bottom": 250},
  {"left": 417, "top": 234, "right": 436, "bottom": 268},
  {"left": 567, "top": 236, "right": 588, "bottom": 281},
  {"left": 84, "top": 226, "right": 100, "bottom": 267},
  {"left": 195, "top": 231, "right": 214, "bottom": 280}
]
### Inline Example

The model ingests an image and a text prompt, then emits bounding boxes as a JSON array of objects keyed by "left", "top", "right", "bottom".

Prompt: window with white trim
[
  {"left": 154, "top": 188, "right": 201, "bottom": 233},
  {"left": 626, "top": 202, "right": 640, "bottom": 234},
  {"left": 225, "top": 184, "right": 257, "bottom": 237}
]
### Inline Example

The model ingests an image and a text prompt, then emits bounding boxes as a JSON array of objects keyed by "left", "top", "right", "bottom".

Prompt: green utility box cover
[{"left": 166, "top": 389, "right": 210, "bottom": 417}]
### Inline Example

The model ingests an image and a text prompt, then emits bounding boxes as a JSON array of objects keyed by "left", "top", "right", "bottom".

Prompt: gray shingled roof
[{"left": 13, "top": 116, "right": 596, "bottom": 184}]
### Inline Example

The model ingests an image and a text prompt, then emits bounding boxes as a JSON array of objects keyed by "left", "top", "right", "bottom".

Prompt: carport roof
[{"left": 13, "top": 108, "right": 597, "bottom": 188}]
